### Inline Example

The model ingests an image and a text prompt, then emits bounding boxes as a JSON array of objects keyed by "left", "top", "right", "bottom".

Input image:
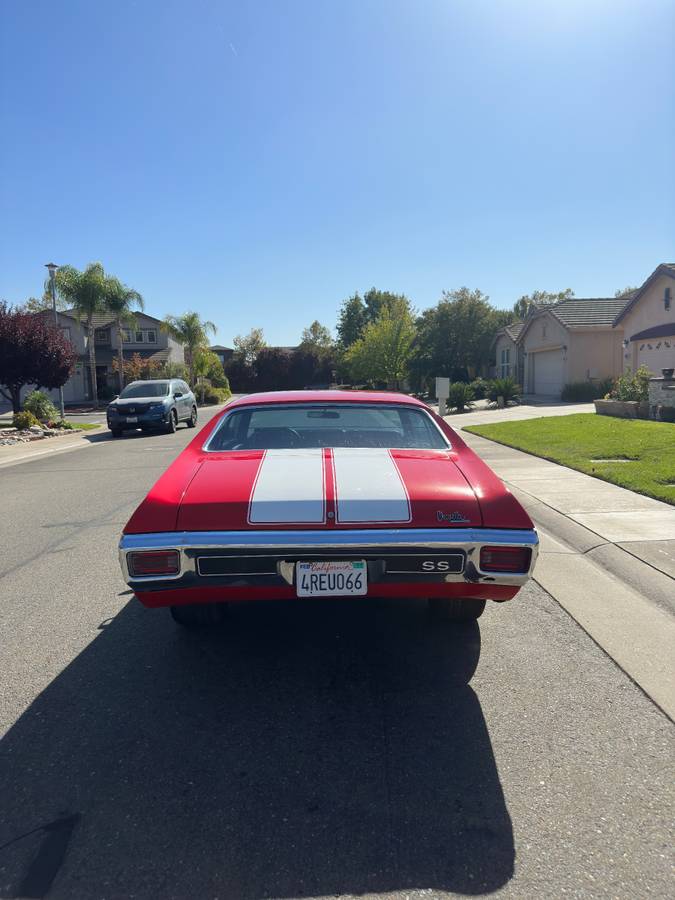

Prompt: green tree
[
  {"left": 192, "top": 349, "right": 226, "bottom": 404},
  {"left": 54, "top": 262, "right": 108, "bottom": 406},
  {"left": 104, "top": 277, "right": 144, "bottom": 390},
  {"left": 410, "top": 287, "right": 503, "bottom": 388},
  {"left": 161, "top": 311, "right": 217, "bottom": 387},
  {"left": 336, "top": 294, "right": 367, "bottom": 348},
  {"left": 22, "top": 290, "right": 68, "bottom": 314},
  {"left": 299, "top": 320, "right": 333, "bottom": 354},
  {"left": 615, "top": 286, "right": 639, "bottom": 298},
  {"left": 336, "top": 289, "right": 413, "bottom": 349},
  {"left": 512, "top": 288, "right": 574, "bottom": 320},
  {"left": 344, "top": 302, "right": 416, "bottom": 388},
  {"left": 232, "top": 327, "right": 266, "bottom": 367}
]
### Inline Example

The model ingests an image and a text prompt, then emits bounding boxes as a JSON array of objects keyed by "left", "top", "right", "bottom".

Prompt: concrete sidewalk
[{"left": 457, "top": 425, "right": 675, "bottom": 719}]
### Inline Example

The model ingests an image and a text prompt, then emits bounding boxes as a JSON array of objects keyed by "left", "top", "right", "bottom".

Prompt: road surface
[{"left": 1, "top": 419, "right": 673, "bottom": 899}]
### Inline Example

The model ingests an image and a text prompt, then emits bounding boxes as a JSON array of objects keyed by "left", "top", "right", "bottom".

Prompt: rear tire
[
  {"left": 110, "top": 428, "right": 123, "bottom": 438},
  {"left": 170, "top": 603, "right": 228, "bottom": 627},
  {"left": 428, "top": 597, "right": 486, "bottom": 622},
  {"left": 165, "top": 409, "right": 177, "bottom": 434},
  {"left": 187, "top": 406, "right": 198, "bottom": 428}
]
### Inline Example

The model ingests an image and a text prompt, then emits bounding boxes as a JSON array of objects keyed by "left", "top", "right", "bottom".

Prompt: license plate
[
  {"left": 296, "top": 561, "right": 367, "bottom": 597},
  {"left": 125, "top": 416, "right": 138, "bottom": 423}
]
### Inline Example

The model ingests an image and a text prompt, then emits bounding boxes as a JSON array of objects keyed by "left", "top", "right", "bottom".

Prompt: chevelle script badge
[{"left": 437, "top": 510, "right": 470, "bottom": 524}]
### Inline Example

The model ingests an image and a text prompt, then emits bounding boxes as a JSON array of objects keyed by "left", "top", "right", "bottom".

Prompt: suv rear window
[{"left": 206, "top": 404, "right": 448, "bottom": 451}]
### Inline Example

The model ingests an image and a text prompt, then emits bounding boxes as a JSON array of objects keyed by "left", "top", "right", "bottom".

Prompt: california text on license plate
[{"left": 296, "top": 561, "right": 367, "bottom": 597}]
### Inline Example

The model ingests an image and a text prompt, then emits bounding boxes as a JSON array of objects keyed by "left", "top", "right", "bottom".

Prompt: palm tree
[
  {"left": 54, "top": 262, "right": 108, "bottom": 406},
  {"left": 105, "top": 277, "right": 144, "bottom": 391},
  {"left": 161, "top": 312, "right": 216, "bottom": 387}
]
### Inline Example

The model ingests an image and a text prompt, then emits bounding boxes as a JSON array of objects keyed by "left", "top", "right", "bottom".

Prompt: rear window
[{"left": 206, "top": 404, "right": 448, "bottom": 451}]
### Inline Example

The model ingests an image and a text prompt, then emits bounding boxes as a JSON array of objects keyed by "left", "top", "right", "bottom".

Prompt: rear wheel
[
  {"left": 110, "top": 427, "right": 123, "bottom": 438},
  {"left": 428, "top": 597, "right": 486, "bottom": 622},
  {"left": 165, "top": 409, "right": 177, "bottom": 434},
  {"left": 187, "top": 406, "right": 198, "bottom": 428},
  {"left": 170, "top": 603, "right": 228, "bottom": 627}
]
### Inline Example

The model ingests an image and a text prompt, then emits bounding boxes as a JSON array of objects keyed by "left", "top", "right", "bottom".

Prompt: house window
[
  {"left": 665, "top": 287, "right": 671, "bottom": 311},
  {"left": 122, "top": 327, "right": 158, "bottom": 344},
  {"left": 542, "top": 323, "right": 547, "bottom": 338},
  {"left": 59, "top": 326, "right": 71, "bottom": 342},
  {"left": 95, "top": 328, "right": 110, "bottom": 344},
  {"left": 500, "top": 348, "right": 511, "bottom": 378}
]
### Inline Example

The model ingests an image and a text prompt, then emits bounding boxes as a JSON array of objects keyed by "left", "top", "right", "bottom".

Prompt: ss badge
[{"left": 422, "top": 560, "right": 451, "bottom": 571}]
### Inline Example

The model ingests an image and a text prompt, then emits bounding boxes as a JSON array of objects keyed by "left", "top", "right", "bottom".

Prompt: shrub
[
  {"left": 487, "top": 377, "right": 520, "bottom": 404},
  {"left": 23, "top": 390, "right": 59, "bottom": 422},
  {"left": 199, "top": 385, "right": 232, "bottom": 405},
  {"left": 605, "top": 366, "right": 651, "bottom": 402},
  {"left": 447, "top": 381, "right": 475, "bottom": 412},
  {"left": 470, "top": 377, "right": 490, "bottom": 400},
  {"left": 561, "top": 379, "right": 613, "bottom": 402},
  {"left": 13, "top": 410, "right": 40, "bottom": 430}
]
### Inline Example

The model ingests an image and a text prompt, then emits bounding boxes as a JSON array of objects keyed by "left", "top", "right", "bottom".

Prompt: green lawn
[{"left": 465, "top": 413, "right": 675, "bottom": 506}]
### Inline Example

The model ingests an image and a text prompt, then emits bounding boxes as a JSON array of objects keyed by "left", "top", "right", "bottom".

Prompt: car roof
[
  {"left": 227, "top": 390, "right": 427, "bottom": 409},
  {"left": 127, "top": 379, "right": 172, "bottom": 385}
]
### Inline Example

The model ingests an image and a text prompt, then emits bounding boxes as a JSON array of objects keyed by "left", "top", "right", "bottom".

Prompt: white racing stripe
[
  {"left": 248, "top": 449, "right": 326, "bottom": 524},
  {"left": 332, "top": 448, "right": 411, "bottom": 524}
]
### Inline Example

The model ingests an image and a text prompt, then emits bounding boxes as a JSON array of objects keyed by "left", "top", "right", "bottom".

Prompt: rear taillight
[
  {"left": 128, "top": 550, "right": 180, "bottom": 577},
  {"left": 479, "top": 546, "right": 532, "bottom": 573}
]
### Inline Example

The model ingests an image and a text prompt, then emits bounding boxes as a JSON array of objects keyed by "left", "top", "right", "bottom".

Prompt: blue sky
[{"left": 1, "top": 0, "right": 673, "bottom": 345}]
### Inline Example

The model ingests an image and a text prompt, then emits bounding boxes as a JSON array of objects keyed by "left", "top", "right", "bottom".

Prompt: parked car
[
  {"left": 118, "top": 391, "right": 538, "bottom": 627},
  {"left": 107, "top": 379, "right": 197, "bottom": 437}
]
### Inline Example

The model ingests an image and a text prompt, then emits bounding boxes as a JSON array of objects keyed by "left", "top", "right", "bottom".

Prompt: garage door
[{"left": 533, "top": 349, "right": 564, "bottom": 397}]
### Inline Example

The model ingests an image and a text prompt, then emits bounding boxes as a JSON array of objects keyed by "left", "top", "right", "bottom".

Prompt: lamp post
[{"left": 45, "top": 263, "right": 65, "bottom": 420}]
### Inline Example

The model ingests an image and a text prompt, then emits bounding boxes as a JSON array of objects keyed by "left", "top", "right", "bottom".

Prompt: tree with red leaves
[{"left": 0, "top": 303, "right": 76, "bottom": 413}]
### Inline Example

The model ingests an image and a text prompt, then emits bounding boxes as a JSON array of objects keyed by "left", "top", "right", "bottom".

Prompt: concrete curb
[
  {"left": 510, "top": 487, "right": 675, "bottom": 617},
  {"left": 0, "top": 429, "right": 107, "bottom": 469}
]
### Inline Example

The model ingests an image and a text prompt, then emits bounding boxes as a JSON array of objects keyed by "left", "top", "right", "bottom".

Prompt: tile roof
[
  {"left": 504, "top": 322, "right": 525, "bottom": 341},
  {"left": 548, "top": 297, "right": 630, "bottom": 328},
  {"left": 62, "top": 309, "right": 162, "bottom": 328}
]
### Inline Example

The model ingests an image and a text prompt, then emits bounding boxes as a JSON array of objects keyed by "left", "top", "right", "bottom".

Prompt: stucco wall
[
  {"left": 620, "top": 274, "right": 675, "bottom": 373},
  {"left": 621, "top": 274, "right": 674, "bottom": 339},
  {"left": 566, "top": 329, "right": 624, "bottom": 382},
  {"left": 493, "top": 333, "right": 517, "bottom": 378}
]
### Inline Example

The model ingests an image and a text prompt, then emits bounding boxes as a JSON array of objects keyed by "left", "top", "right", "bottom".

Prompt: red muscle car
[{"left": 119, "top": 391, "right": 538, "bottom": 626}]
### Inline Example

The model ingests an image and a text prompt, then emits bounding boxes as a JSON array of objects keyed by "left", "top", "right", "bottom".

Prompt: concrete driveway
[{"left": 436, "top": 398, "right": 595, "bottom": 428}]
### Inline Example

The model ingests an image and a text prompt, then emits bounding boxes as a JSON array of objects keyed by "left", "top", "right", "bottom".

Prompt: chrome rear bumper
[{"left": 119, "top": 527, "right": 538, "bottom": 591}]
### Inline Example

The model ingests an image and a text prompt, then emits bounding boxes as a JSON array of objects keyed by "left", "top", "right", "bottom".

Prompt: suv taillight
[
  {"left": 479, "top": 546, "right": 532, "bottom": 573},
  {"left": 128, "top": 550, "right": 180, "bottom": 577}
]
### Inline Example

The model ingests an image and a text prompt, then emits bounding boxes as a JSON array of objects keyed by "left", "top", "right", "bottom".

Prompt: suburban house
[
  {"left": 35, "top": 310, "right": 185, "bottom": 404},
  {"left": 491, "top": 323, "right": 524, "bottom": 382},
  {"left": 517, "top": 297, "right": 628, "bottom": 396},
  {"left": 612, "top": 263, "right": 675, "bottom": 374},
  {"left": 209, "top": 345, "right": 234, "bottom": 368},
  {"left": 489, "top": 263, "right": 675, "bottom": 398}
]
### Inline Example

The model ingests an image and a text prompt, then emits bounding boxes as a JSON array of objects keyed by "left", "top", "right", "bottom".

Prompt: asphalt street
[{"left": 0, "top": 418, "right": 673, "bottom": 899}]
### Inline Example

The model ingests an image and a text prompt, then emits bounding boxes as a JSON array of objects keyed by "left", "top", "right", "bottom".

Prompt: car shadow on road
[{"left": 0, "top": 598, "right": 513, "bottom": 899}]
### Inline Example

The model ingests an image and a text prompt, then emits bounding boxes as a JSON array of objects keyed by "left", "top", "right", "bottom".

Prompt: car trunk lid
[{"left": 175, "top": 448, "right": 482, "bottom": 531}]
